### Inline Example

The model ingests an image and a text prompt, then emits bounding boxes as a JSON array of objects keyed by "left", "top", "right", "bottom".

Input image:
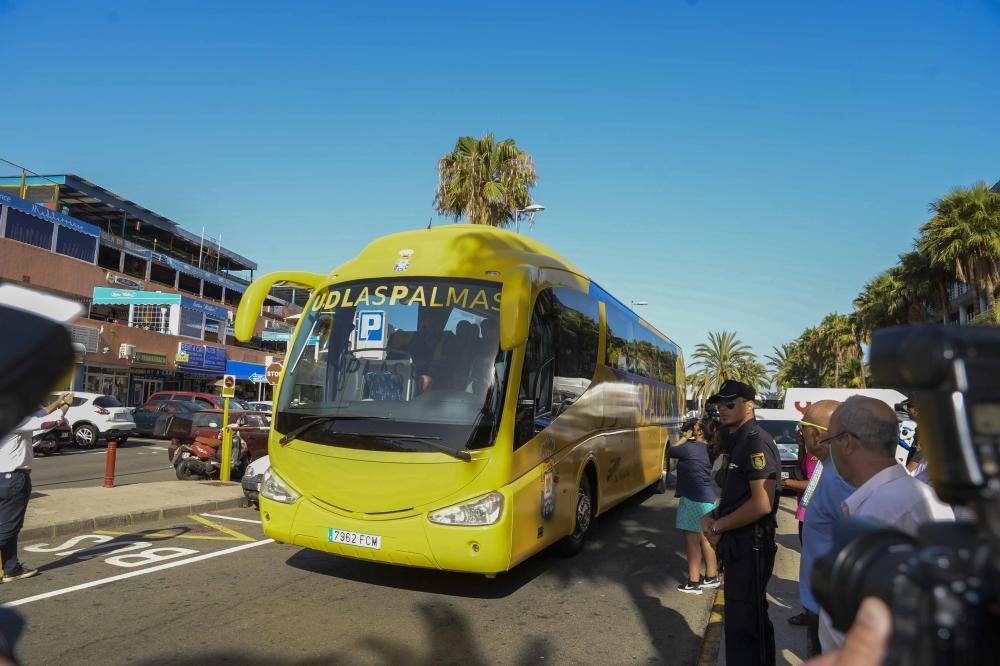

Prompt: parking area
[{"left": 4, "top": 493, "right": 719, "bottom": 665}]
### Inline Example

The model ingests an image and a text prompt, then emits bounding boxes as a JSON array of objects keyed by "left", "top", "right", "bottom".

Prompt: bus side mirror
[
  {"left": 499, "top": 265, "right": 535, "bottom": 350},
  {"left": 235, "top": 271, "right": 326, "bottom": 343}
]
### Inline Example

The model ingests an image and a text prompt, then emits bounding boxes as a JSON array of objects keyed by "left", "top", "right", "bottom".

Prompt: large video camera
[{"left": 813, "top": 325, "right": 1000, "bottom": 665}]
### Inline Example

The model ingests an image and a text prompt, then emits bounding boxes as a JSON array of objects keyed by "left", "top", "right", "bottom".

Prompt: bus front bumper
[{"left": 259, "top": 494, "right": 513, "bottom": 574}]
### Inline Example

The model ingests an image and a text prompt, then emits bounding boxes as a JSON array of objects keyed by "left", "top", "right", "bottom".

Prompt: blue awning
[
  {"left": 0, "top": 191, "right": 101, "bottom": 237},
  {"left": 226, "top": 360, "right": 267, "bottom": 383}
]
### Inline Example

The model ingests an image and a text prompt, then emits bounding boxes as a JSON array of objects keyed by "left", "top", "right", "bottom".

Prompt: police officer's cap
[{"left": 707, "top": 379, "right": 755, "bottom": 403}]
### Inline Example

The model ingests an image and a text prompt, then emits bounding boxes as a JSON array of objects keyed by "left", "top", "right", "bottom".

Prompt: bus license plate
[{"left": 328, "top": 528, "right": 381, "bottom": 550}]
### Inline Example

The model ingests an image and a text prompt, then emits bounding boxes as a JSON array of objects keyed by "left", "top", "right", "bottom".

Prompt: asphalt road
[
  {"left": 31, "top": 437, "right": 177, "bottom": 489},
  {"left": 3, "top": 490, "right": 714, "bottom": 665}
]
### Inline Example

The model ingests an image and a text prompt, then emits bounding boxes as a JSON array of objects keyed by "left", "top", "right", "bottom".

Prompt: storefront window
[
  {"left": 84, "top": 369, "right": 130, "bottom": 403},
  {"left": 180, "top": 308, "right": 205, "bottom": 339}
]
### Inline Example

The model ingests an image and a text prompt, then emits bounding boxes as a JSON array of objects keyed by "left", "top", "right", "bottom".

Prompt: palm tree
[
  {"left": 689, "top": 331, "right": 758, "bottom": 403},
  {"left": 818, "top": 313, "right": 859, "bottom": 388},
  {"left": 433, "top": 133, "right": 538, "bottom": 227},
  {"left": 732, "top": 356, "right": 771, "bottom": 397},
  {"left": 765, "top": 344, "right": 792, "bottom": 395},
  {"left": 918, "top": 182, "right": 1000, "bottom": 314},
  {"left": 896, "top": 249, "right": 952, "bottom": 324},
  {"left": 852, "top": 268, "right": 908, "bottom": 342}
]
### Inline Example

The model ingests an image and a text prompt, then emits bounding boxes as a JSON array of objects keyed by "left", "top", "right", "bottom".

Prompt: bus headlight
[
  {"left": 260, "top": 468, "right": 300, "bottom": 504},
  {"left": 428, "top": 492, "right": 504, "bottom": 526}
]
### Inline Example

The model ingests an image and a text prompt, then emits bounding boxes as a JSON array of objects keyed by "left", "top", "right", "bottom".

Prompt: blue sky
[{"left": 2, "top": 0, "right": 998, "bottom": 362}]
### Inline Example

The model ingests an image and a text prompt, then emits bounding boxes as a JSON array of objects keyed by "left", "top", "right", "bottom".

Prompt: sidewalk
[
  {"left": 710, "top": 495, "right": 808, "bottom": 666},
  {"left": 22, "top": 480, "right": 246, "bottom": 542}
]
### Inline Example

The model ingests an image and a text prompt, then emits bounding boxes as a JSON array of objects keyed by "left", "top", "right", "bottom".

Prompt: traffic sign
[
  {"left": 222, "top": 374, "right": 236, "bottom": 398},
  {"left": 265, "top": 362, "right": 282, "bottom": 386}
]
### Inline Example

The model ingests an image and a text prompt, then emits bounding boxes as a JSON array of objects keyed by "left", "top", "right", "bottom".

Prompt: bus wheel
[
  {"left": 557, "top": 473, "right": 593, "bottom": 557},
  {"left": 654, "top": 445, "right": 670, "bottom": 494}
]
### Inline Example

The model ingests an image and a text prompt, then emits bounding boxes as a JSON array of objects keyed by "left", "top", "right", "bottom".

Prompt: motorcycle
[
  {"left": 31, "top": 415, "right": 70, "bottom": 456},
  {"left": 173, "top": 428, "right": 248, "bottom": 481}
]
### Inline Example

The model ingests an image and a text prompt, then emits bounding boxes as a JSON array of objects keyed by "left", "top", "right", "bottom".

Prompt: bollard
[
  {"left": 220, "top": 397, "right": 232, "bottom": 482},
  {"left": 103, "top": 437, "right": 118, "bottom": 488}
]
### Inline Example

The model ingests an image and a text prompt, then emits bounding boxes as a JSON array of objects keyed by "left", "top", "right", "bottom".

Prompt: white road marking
[
  {"left": 200, "top": 513, "right": 262, "bottom": 525},
  {"left": 144, "top": 446, "right": 168, "bottom": 451},
  {"left": 2, "top": 539, "right": 273, "bottom": 608}
]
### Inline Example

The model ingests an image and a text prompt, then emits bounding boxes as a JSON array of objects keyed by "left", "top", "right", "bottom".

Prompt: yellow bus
[{"left": 236, "top": 225, "right": 684, "bottom": 575}]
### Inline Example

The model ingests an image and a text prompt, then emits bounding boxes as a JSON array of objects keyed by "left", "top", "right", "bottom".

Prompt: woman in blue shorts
[{"left": 669, "top": 417, "right": 720, "bottom": 594}]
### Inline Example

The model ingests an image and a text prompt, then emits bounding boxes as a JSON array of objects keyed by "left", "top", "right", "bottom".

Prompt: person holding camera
[
  {"left": 816, "top": 395, "right": 955, "bottom": 652},
  {"left": 0, "top": 392, "right": 72, "bottom": 583},
  {"left": 700, "top": 380, "right": 780, "bottom": 666},
  {"left": 669, "top": 417, "right": 720, "bottom": 594}
]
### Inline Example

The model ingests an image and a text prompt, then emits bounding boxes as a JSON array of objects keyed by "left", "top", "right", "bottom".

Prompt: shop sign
[
  {"left": 93, "top": 287, "right": 181, "bottom": 306},
  {"left": 106, "top": 272, "right": 145, "bottom": 290},
  {"left": 176, "top": 342, "right": 227, "bottom": 373},
  {"left": 133, "top": 352, "right": 167, "bottom": 366},
  {"left": 179, "top": 295, "right": 229, "bottom": 322}
]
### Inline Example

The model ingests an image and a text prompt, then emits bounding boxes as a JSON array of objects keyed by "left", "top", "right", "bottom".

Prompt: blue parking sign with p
[{"left": 358, "top": 311, "right": 385, "bottom": 343}]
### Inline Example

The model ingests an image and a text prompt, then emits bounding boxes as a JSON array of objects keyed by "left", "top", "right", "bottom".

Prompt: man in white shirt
[
  {"left": 817, "top": 396, "right": 954, "bottom": 651},
  {"left": 0, "top": 392, "right": 72, "bottom": 583}
]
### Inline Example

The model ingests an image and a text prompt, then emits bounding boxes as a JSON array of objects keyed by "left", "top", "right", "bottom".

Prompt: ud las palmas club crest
[
  {"left": 750, "top": 452, "right": 766, "bottom": 471},
  {"left": 393, "top": 248, "right": 414, "bottom": 272}
]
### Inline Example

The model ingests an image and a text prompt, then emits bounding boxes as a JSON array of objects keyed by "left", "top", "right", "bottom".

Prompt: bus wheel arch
[{"left": 557, "top": 460, "right": 598, "bottom": 557}]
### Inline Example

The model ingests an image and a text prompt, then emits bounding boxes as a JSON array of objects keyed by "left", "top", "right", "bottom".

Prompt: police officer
[{"left": 700, "top": 380, "right": 780, "bottom": 666}]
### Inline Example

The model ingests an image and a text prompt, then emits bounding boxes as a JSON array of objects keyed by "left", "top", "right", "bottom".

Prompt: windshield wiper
[
  {"left": 361, "top": 432, "right": 472, "bottom": 462},
  {"left": 278, "top": 415, "right": 388, "bottom": 445}
]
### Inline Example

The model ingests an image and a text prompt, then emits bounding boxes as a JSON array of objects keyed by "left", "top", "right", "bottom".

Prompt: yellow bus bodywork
[{"left": 240, "top": 225, "right": 684, "bottom": 575}]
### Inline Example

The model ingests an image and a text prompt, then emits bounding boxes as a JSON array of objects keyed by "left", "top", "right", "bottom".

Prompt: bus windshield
[{"left": 276, "top": 277, "right": 509, "bottom": 453}]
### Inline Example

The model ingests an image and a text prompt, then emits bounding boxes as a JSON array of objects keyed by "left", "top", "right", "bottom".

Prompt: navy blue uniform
[{"left": 715, "top": 419, "right": 780, "bottom": 666}]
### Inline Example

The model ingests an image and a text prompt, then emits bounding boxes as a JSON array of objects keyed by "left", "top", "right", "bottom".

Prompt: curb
[
  {"left": 695, "top": 586, "right": 725, "bottom": 666},
  {"left": 20, "top": 496, "right": 247, "bottom": 542}
]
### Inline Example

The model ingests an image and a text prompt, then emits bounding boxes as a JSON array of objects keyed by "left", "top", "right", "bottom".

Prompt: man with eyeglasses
[
  {"left": 792, "top": 400, "right": 844, "bottom": 658},
  {"left": 816, "top": 396, "right": 954, "bottom": 653},
  {"left": 700, "top": 380, "right": 780, "bottom": 666}
]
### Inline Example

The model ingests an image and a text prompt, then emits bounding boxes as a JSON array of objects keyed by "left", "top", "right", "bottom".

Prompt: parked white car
[
  {"left": 49, "top": 392, "right": 136, "bottom": 448},
  {"left": 241, "top": 454, "right": 270, "bottom": 507},
  {"left": 247, "top": 401, "right": 272, "bottom": 414}
]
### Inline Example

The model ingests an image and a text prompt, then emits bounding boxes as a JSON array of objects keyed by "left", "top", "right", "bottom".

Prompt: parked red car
[
  {"left": 145, "top": 391, "right": 250, "bottom": 412},
  {"left": 176, "top": 409, "right": 270, "bottom": 462}
]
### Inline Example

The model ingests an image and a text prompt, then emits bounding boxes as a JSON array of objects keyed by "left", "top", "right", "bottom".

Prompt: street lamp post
[{"left": 513, "top": 204, "right": 546, "bottom": 233}]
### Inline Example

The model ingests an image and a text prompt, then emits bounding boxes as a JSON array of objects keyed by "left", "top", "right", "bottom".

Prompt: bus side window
[
  {"left": 514, "top": 290, "right": 555, "bottom": 450},
  {"left": 551, "top": 288, "right": 599, "bottom": 411},
  {"left": 605, "top": 303, "right": 634, "bottom": 373}
]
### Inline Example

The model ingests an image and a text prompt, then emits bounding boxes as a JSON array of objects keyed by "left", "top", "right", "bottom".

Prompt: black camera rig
[{"left": 813, "top": 325, "right": 1000, "bottom": 666}]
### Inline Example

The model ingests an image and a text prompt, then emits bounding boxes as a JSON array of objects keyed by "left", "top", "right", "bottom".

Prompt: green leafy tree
[
  {"left": 917, "top": 182, "right": 1000, "bottom": 314},
  {"left": 818, "top": 313, "right": 860, "bottom": 389},
  {"left": 688, "top": 331, "right": 768, "bottom": 404},
  {"left": 433, "top": 133, "right": 538, "bottom": 227},
  {"left": 765, "top": 344, "right": 791, "bottom": 396}
]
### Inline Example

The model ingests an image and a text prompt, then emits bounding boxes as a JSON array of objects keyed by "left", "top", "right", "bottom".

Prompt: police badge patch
[{"left": 750, "top": 452, "right": 766, "bottom": 470}]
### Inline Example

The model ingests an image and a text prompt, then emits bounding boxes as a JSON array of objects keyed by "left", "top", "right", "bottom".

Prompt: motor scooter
[
  {"left": 31, "top": 415, "right": 69, "bottom": 456},
  {"left": 173, "top": 429, "right": 248, "bottom": 480}
]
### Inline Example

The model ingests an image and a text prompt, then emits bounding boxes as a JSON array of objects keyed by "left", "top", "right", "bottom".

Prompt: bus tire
[
  {"left": 557, "top": 472, "right": 594, "bottom": 557},
  {"left": 654, "top": 445, "right": 670, "bottom": 494}
]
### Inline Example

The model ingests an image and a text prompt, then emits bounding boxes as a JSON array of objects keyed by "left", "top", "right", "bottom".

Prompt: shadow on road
[
  {"left": 275, "top": 488, "right": 705, "bottom": 665},
  {"left": 142, "top": 600, "right": 552, "bottom": 665}
]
